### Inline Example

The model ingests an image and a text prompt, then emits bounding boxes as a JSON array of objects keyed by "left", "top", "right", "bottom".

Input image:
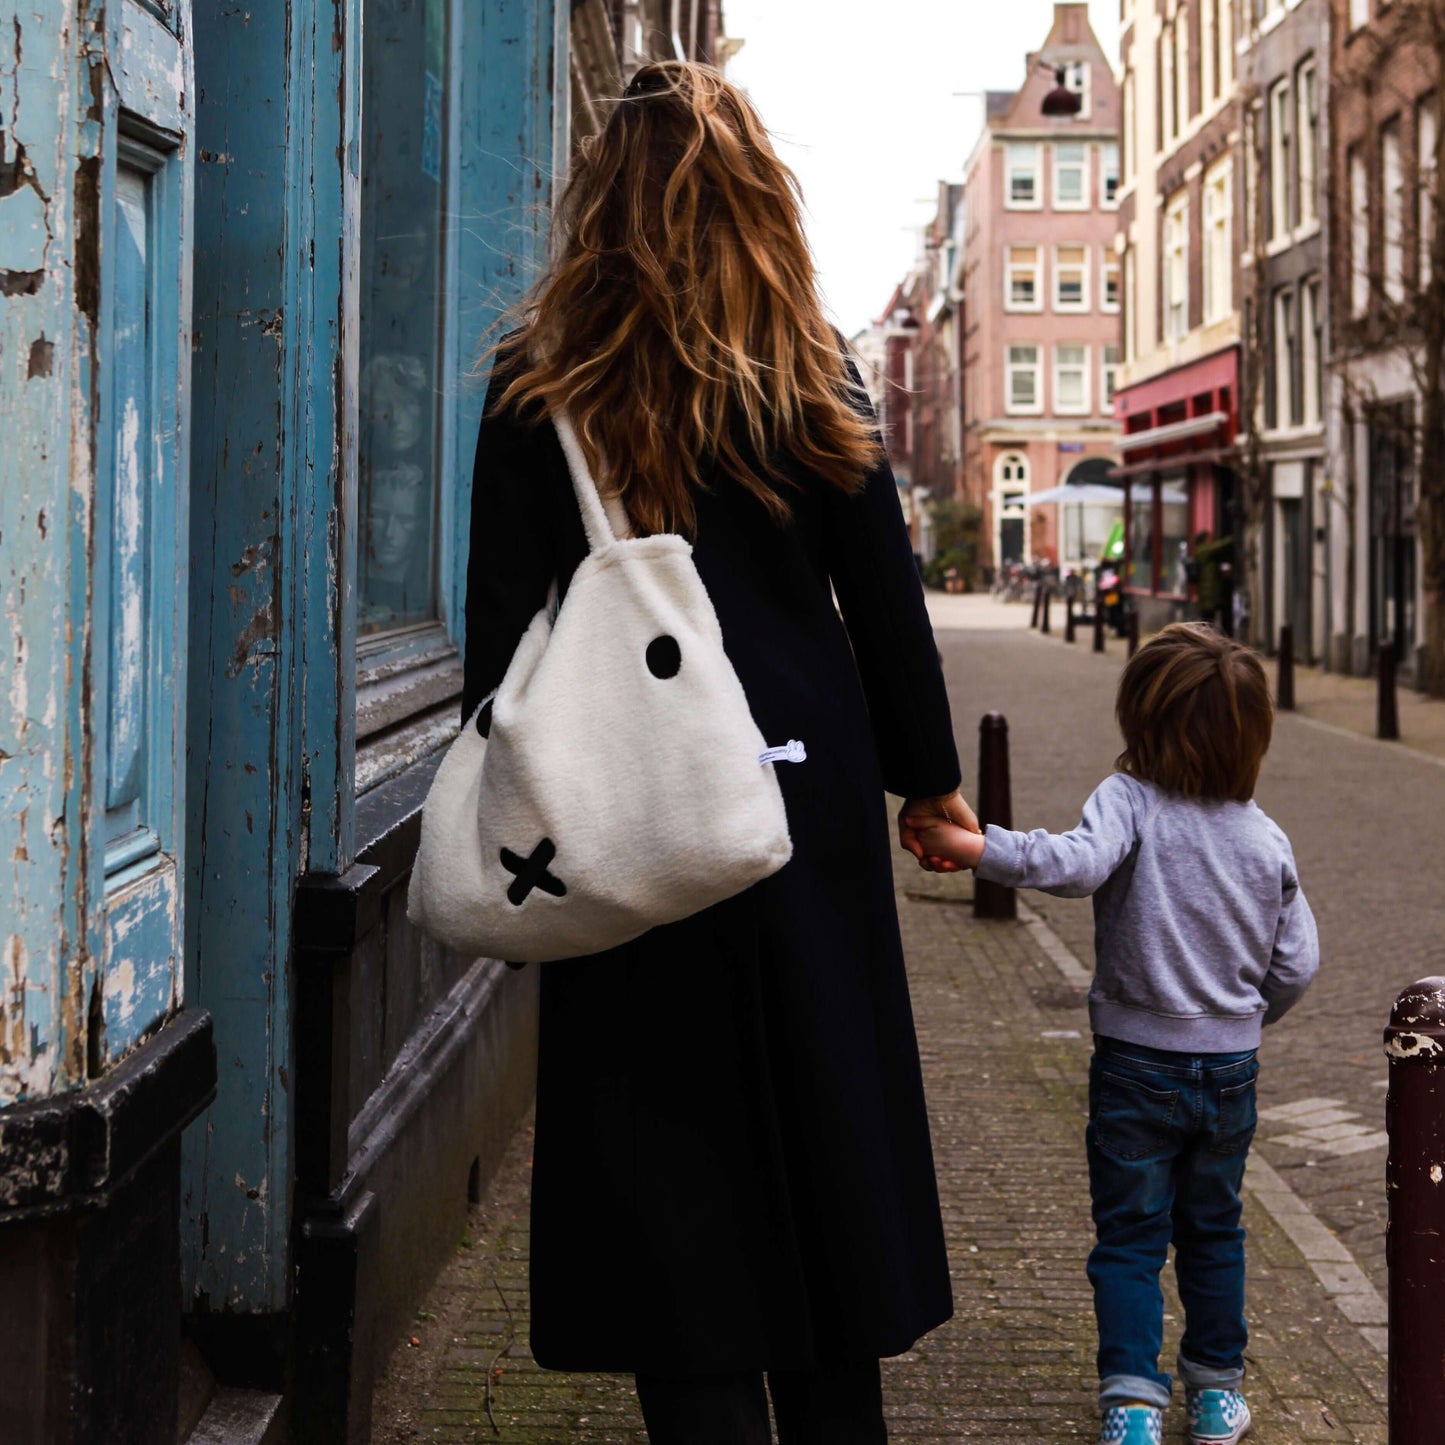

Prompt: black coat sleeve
[
  {"left": 459, "top": 371, "right": 563, "bottom": 725},
  {"left": 821, "top": 365, "right": 961, "bottom": 800}
]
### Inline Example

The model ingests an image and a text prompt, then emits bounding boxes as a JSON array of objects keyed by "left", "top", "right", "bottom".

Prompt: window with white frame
[
  {"left": 1203, "top": 159, "right": 1232, "bottom": 323},
  {"left": 1244, "top": 106, "right": 1260, "bottom": 251},
  {"left": 1064, "top": 61, "right": 1091, "bottom": 119},
  {"left": 1102, "top": 343, "right": 1121, "bottom": 409},
  {"left": 1349, "top": 0, "right": 1369, "bottom": 31},
  {"left": 1269, "top": 78, "right": 1291, "bottom": 241},
  {"left": 1383, "top": 119, "right": 1405, "bottom": 302},
  {"left": 1124, "top": 246, "right": 1137, "bottom": 360},
  {"left": 1297, "top": 62, "right": 1318, "bottom": 229},
  {"left": 1175, "top": 7, "right": 1190, "bottom": 133},
  {"left": 1007, "top": 344, "right": 1043, "bottom": 413},
  {"left": 1005, "top": 244, "right": 1043, "bottom": 311},
  {"left": 1123, "top": 74, "right": 1136, "bottom": 179},
  {"left": 1350, "top": 146, "right": 1369, "bottom": 316},
  {"left": 1301, "top": 276, "right": 1322, "bottom": 426},
  {"left": 1164, "top": 192, "right": 1189, "bottom": 340},
  {"left": 1273, "top": 287, "right": 1296, "bottom": 428},
  {"left": 1054, "top": 344, "right": 1090, "bottom": 414},
  {"left": 1101, "top": 142, "right": 1120, "bottom": 206},
  {"left": 1218, "top": 0, "right": 1233, "bottom": 91},
  {"left": 1161, "top": 26, "right": 1176, "bottom": 147},
  {"left": 1102, "top": 254, "right": 1121, "bottom": 312},
  {"left": 1055, "top": 244, "right": 1089, "bottom": 311},
  {"left": 1006, "top": 143, "right": 1042, "bottom": 208},
  {"left": 1201, "top": 0, "right": 1217, "bottom": 107},
  {"left": 1054, "top": 144, "right": 1088, "bottom": 209},
  {"left": 1421, "top": 100, "right": 1438, "bottom": 289}
]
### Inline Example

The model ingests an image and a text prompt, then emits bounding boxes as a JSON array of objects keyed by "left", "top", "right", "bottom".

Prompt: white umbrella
[{"left": 1024, "top": 484, "right": 1125, "bottom": 507}]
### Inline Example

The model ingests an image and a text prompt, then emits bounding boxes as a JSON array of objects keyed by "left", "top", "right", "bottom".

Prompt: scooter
[{"left": 1096, "top": 564, "right": 1127, "bottom": 637}]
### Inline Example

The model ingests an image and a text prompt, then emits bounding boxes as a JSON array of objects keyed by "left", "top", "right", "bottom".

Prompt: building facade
[
  {"left": 1327, "top": 0, "right": 1440, "bottom": 679},
  {"left": 1114, "top": 0, "right": 1245, "bottom": 625},
  {"left": 1237, "top": 0, "right": 1330, "bottom": 662},
  {"left": 960, "top": 3, "right": 1123, "bottom": 577},
  {"left": 1, "top": 4, "right": 727, "bottom": 1441}
]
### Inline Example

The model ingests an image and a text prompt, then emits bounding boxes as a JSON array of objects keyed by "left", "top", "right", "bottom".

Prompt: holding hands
[{"left": 897, "top": 791, "right": 987, "bottom": 874}]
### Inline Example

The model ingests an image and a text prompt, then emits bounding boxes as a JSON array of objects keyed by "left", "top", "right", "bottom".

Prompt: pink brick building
[{"left": 960, "top": 2, "right": 1122, "bottom": 574}]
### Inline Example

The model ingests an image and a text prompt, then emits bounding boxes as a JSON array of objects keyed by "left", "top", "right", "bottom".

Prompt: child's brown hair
[{"left": 1115, "top": 622, "right": 1273, "bottom": 801}]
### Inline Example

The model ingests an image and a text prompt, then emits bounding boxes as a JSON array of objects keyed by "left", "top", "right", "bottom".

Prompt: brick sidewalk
[{"left": 372, "top": 824, "right": 1387, "bottom": 1442}]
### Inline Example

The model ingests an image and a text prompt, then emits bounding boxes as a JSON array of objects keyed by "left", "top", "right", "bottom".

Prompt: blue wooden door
[{"left": 88, "top": 3, "right": 196, "bottom": 1067}]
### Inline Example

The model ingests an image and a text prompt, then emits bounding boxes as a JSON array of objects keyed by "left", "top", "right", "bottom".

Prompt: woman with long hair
[{"left": 461, "top": 60, "right": 976, "bottom": 1444}]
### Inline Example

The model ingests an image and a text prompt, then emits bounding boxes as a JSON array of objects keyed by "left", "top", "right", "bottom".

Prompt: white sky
[{"left": 724, "top": 1, "right": 1121, "bottom": 337}]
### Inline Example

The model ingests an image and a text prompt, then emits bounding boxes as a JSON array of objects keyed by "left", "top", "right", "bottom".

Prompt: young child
[{"left": 916, "top": 623, "right": 1318, "bottom": 1445}]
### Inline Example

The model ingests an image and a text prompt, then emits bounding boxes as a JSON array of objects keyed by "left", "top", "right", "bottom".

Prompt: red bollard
[
  {"left": 973, "top": 713, "right": 1015, "bottom": 921},
  {"left": 1041, "top": 585, "right": 1052, "bottom": 635},
  {"left": 1127, "top": 607, "right": 1140, "bottom": 658},
  {"left": 1384, "top": 978, "right": 1445, "bottom": 1441},
  {"left": 1379, "top": 639, "right": 1401, "bottom": 741},
  {"left": 1093, "top": 596, "right": 1106, "bottom": 654},
  {"left": 1276, "top": 623, "right": 1295, "bottom": 711},
  {"left": 1030, "top": 582, "right": 1044, "bottom": 629},
  {"left": 1065, "top": 593, "right": 1077, "bottom": 643}
]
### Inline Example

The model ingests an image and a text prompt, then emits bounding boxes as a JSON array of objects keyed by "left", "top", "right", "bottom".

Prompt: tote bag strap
[{"left": 553, "top": 409, "right": 631, "bottom": 550}]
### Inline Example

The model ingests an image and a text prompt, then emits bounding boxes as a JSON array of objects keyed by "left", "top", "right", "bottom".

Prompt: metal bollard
[
  {"left": 1379, "top": 639, "right": 1401, "bottom": 741},
  {"left": 1065, "top": 593, "right": 1077, "bottom": 643},
  {"left": 1030, "top": 582, "right": 1044, "bottom": 629},
  {"left": 1127, "top": 607, "right": 1140, "bottom": 658},
  {"left": 1041, "top": 585, "right": 1052, "bottom": 635},
  {"left": 1384, "top": 978, "right": 1445, "bottom": 1440},
  {"left": 1276, "top": 623, "right": 1295, "bottom": 711},
  {"left": 973, "top": 713, "right": 1016, "bottom": 921},
  {"left": 1093, "top": 595, "right": 1106, "bottom": 654}
]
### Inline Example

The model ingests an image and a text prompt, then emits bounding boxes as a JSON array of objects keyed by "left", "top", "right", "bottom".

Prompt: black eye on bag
[
  {"left": 475, "top": 698, "right": 494, "bottom": 738},
  {"left": 646, "top": 635, "right": 682, "bottom": 679}
]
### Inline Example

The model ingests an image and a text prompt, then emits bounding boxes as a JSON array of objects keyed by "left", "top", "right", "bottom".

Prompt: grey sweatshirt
[{"left": 974, "top": 772, "right": 1319, "bottom": 1052}]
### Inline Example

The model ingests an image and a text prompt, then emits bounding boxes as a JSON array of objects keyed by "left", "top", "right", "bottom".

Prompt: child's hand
[{"left": 914, "top": 820, "right": 987, "bottom": 872}]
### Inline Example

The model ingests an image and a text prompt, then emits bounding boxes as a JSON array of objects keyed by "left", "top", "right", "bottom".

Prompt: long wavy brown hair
[{"left": 486, "top": 60, "right": 881, "bottom": 536}]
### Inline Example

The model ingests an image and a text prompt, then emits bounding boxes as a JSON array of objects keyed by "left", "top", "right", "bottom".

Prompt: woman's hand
[{"left": 898, "top": 790, "right": 981, "bottom": 873}]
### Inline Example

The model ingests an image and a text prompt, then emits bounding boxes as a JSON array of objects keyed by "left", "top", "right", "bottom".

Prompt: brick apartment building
[
  {"left": 960, "top": 3, "right": 1122, "bottom": 575},
  {"left": 1327, "top": 0, "right": 1440, "bottom": 679}
]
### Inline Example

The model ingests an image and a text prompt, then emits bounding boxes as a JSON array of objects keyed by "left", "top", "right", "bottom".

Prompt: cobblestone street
[{"left": 372, "top": 597, "right": 1435, "bottom": 1443}]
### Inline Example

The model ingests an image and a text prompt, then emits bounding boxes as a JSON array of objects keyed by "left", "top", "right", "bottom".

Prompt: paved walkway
[{"left": 373, "top": 595, "right": 1413, "bottom": 1443}]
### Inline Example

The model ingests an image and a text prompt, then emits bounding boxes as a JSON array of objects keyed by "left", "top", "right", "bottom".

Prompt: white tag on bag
[{"left": 406, "top": 410, "right": 794, "bottom": 963}]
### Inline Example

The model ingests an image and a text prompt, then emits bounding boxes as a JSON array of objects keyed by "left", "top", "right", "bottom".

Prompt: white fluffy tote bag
[{"left": 406, "top": 410, "right": 797, "bottom": 963}]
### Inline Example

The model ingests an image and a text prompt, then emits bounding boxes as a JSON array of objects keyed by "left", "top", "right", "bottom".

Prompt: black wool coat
[{"left": 460, "top": 366, "right": 962, "bottom": 1376}]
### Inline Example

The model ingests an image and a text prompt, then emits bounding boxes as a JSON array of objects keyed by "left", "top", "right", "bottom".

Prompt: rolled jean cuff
[
  {"left": 1099, "top": 1373, "right": 1172, "bottom": 1411},
  {"left": 1176, "top": 1353, "right": 1245, "bottom": 1391}
]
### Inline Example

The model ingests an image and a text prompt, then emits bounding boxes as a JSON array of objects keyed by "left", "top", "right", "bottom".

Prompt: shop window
[
  {"left": 1128, "top": 490, "right": 1155, "bottom": 591},
  {"left": 1161, "top": 490, "right": 1191, "bottom": 595},
  {"left": 358, "top": 0, "right": 453, "bottom": 638}
]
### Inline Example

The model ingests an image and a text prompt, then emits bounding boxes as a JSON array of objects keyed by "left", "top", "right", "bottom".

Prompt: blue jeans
[{"left": 1085, "top": 1035, "right": 1259, "bottom": 1411}]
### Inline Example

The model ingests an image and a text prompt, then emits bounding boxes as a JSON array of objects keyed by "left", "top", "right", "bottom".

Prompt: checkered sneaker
[
  {"left": 1185, "top": 1388, "right": 1252, "bottom": 1445},
  {"left": 1098, "top": 1404, "right": 1163, "bottom": 1445}
]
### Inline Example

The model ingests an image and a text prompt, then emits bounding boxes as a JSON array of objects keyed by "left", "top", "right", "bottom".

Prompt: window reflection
[{"left": 358, "top": 0, "right": 450, "bottom": 636}]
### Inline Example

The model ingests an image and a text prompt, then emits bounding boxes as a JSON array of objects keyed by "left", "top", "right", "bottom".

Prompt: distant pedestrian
[
  {"left": 463, "top": 60, "right": 976, "bottom": 1445},
  {"left": 910, "top": 622, "right": 1319, "bottom": 1445}
]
